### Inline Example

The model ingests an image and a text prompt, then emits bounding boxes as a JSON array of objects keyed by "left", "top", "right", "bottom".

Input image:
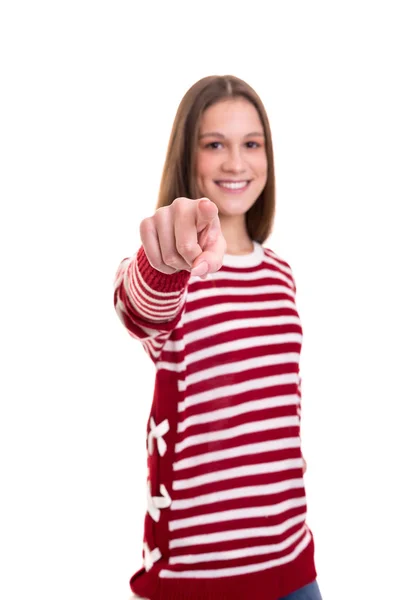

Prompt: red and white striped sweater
[{"left": 114, "top": 241, "right": 317, "bottom": 600}]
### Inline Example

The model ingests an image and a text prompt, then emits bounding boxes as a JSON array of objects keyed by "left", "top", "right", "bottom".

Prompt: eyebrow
[{"left": 198, "top": 131, "right": 265, "bottom": 139}]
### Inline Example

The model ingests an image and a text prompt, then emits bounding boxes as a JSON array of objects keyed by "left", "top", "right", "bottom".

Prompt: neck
[{"left": 220, "top": 215, "right": 254, "bottom": 255}]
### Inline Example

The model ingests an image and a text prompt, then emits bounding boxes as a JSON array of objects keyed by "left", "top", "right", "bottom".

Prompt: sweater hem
[{"left": 130, "top": 533, "right": 316, "bottom": 600}]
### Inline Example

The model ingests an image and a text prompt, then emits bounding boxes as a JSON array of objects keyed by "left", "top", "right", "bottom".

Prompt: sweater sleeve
[{"left": 114, "top": 246, "right": 191, "bottom": 360}]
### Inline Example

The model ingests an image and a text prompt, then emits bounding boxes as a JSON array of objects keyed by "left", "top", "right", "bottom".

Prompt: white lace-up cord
[
  {"left": 148, "top": 417, "right": 170, "bottom": 456},
  {"left": 143, "top": 417, "right": 171, "bottom": 571},
  {"left": 147, "top": 482, "right": 172, "bottom": 522},
  {"left": 143, "top": 542, "right": 161, "bottom": 571}
]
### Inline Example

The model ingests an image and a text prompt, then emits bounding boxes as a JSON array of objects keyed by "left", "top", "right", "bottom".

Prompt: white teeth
[{"left": 217, "top": 181, "right": 248, "bottom": 190}]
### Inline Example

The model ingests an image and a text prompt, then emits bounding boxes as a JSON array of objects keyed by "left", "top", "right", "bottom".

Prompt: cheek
[
  {"left": 255, "top": 154, "right": 268, "bottom": 175},
  {"left": 251, "top": 155, "right": 268, "bottom": 191},
  {"left": 196, "top": 153, "right": 216, "bottom": 179}
]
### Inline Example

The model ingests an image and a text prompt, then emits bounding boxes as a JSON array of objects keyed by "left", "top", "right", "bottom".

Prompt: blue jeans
[{"left": 279, "top": 580, "right": 322, "bottom": 600}]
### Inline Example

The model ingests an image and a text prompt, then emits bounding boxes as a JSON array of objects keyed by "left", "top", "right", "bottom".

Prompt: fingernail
[{"left": 191, "top": 261, "right": 208, "bottom": 277}]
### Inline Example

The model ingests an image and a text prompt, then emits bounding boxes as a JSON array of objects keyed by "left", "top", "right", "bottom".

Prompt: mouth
[{"left": 214, "top": 180, "right": 251, "bottom": 192}]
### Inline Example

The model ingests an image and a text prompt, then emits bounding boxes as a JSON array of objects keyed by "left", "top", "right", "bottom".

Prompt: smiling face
[{"left": 195, "top": 98, "right": 268, "bottom": 220}]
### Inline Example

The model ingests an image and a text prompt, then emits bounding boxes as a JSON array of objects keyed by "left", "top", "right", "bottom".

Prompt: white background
[{"left": 1, "top": 1, "right": 399, "bottom": 599}]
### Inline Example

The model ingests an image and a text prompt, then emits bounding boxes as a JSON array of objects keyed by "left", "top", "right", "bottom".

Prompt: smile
[{"left": 215, "top": 180, "right": 250, "bottom": 191}]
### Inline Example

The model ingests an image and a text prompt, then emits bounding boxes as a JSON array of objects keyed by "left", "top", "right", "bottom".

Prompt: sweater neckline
[{"left": 222, "top": 241, "right": 265, "bottom": 268}]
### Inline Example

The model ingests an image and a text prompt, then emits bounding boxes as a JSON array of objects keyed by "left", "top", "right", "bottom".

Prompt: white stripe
[
  {"left": 173, "top": 436, "right": 300, "bottom": 472},
  {"left": 129, "top": 289, "right": 179, "bottom": 321},
  {"left": 178, "top": 373, "right": 299, "bottom": 412},
  {"left": 182, "top": 333, "right": 302, "bottom": 367},
  {"left": 184, "top": 303, "right": 298, "bottom": 325},
  {"left": 142, "top": 339, "right": 157, "bottom": 360},
  {"left": 169, "top": 512, "right": 307, "bottom": 548},
  {"left": 114, "top": 257, "right": 131, "bottom": 289},
  {"left": 175, "top": 317, "right": 301, "bottom": 347},
  {"left": 171, "top": 479, "right": 304, "bottom": 511},
  {"left": 172, "top": 458, "right": 303, "bottom": 491},
  {"left": 176, "top": 395, "right": 299, "bottom": 439},
  {"left": 176, "top": 418, "right": 299, "bottom": 457},
  {"left": 130, "top": 273, "right": 180, "bottom": 315},
  {"left": 182, "top": 352, "right": 300, "bottom": 388},
  {"left": 145, "top": 335, "right": 172, "bottom": 359},
  {"left": 187, "top": 285, "right": 295, "bottom": 303},
  {"left": 115, "top": 297, "right": 127, "bottom": 318},
  {"left": 156, "top": 360, "right": 186, "bottom": 373},
  {"left": 170, "top": 525, "right": 306, "bottom": 564},
  {"left": 144, "top": 333, "right": 167, "bottom": 347},
  {"left": 160, "top": 529, "right": 311, "bottom": 578},
  {"left": 204, "top": 266, "right": 293, "bottom": 286},
  {"left": 263, "top": 251, "right": 293, "bottom": 278},
  {"left": 163, "top": 337, "right": 185, "bottom": 351},
  {"left": 130, "top": 264, "right": 181, "bottom": 313},
  {"left": 166, "top": 330, "right": 301, "bottom": 355},
  {"left": 123, "top": 259, "right": 185, "bottom": 322},
  {"left": 153, "top": 339, "right": 186, "bottom": 370},
  {"left": 169, "top": 497, "right": 306, "bottom": 531},
  {"left": 151, "top": 335, "right": 301, "bottom": 369}
]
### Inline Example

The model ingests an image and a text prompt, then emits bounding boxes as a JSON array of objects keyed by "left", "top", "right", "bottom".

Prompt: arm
[{"left": 114, "top": 246, "right": 191, "bottom": 360}]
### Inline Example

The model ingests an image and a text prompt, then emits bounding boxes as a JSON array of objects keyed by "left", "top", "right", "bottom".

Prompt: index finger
[
  {"left": 192, "top": 204, "right": 226, "bottom": 275},
  {"left": 195, "top": 198, "right": 219, "bottom": 231},
  {"left": 193, "top": 226, "right": 227, "bottom": 275},
  {"left": 173, "top": 197, "right": 219, "bottom": 267}
]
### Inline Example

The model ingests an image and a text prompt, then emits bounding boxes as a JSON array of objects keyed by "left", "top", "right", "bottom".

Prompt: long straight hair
[{"left": 156, "top": 75, "right": 276, "bottom": 245}]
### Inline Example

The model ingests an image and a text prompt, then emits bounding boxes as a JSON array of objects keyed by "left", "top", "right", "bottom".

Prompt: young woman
[{"left": 114, "top": 75, "right": 322, "bottom": 600}]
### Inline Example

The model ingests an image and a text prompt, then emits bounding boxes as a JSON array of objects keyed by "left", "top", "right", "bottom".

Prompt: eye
[
  {"left": 246, "top": 141, "right": 261, "bottom": 149},
  {"left": 205, "top": 142, "right": 223, "bottom": 149}
]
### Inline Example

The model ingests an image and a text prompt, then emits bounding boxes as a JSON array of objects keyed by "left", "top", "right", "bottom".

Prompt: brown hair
[{"left": 156, "top": 75, "right": 276, "bottom": 245}]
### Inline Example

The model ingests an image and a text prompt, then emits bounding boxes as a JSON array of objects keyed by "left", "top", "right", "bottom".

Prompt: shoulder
[{"left": 260, "top": 245, "right": 297, "bottom": 292}]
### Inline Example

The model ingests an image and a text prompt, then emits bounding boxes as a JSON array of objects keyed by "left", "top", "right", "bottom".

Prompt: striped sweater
[{"left": 114, "top": 241, "right": 317, "bottom": 600}]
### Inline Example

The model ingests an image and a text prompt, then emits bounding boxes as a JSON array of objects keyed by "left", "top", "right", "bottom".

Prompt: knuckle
[
  {"left": 139, "top": 216, "right": 152, "bottom": 232},
  {"left": 172, "top": 197, "right": 190, "bottom": 212},
  {"left": 163, "top": 254, "right": 182, "bottom": 269},
  {"left": 176, "top": 241, "right": 196, "bottom": 256},
  {"left": 139, "top": 218, "right": 155, "bottom": 244},
  {"left": 154, "top": 206, "right": 168, "bottom": 220}
]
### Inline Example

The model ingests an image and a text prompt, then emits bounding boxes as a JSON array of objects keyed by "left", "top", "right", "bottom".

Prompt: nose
[{"left": 221, "top": 147, "right": 246, "bottom": 174}]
